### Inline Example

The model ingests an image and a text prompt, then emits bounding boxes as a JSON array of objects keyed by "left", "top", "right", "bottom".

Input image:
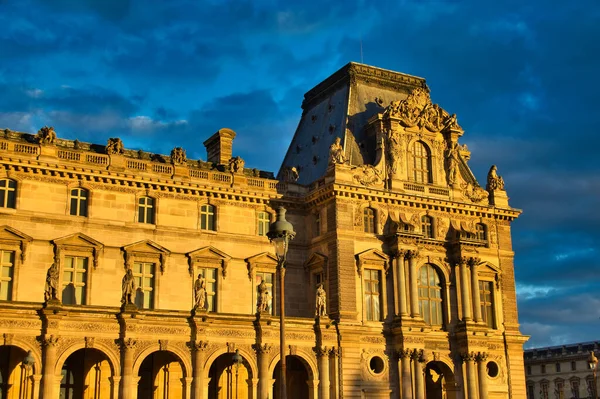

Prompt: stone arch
[
  {"left": 267, "top": 349, "right": 318, "bottom": 381},
  {"left": 132, "top": 343, "right": 192, "bottom": 379},
  {"left": 422, "top": 258, "right": 451, "bottom": 285},
  {"left": 0, "top": 339, "right": 42, "bottom": 375},
  {"left": 425, "top": 359, "right": 458, "bottom": 399},
  {"left": 203, "top": 346, "right": 258, "bottom": 381},
  {"left": 54, "top": 341, "right": 120, "bottom": 377}
]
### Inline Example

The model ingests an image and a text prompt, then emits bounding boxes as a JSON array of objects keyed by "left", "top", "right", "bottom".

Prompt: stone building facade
[
  {"left": 525, "top": 342, "right": 599, "bottom": 399},
  {"left": 0, "top": 63, "right": 526, "bottom": 398}
]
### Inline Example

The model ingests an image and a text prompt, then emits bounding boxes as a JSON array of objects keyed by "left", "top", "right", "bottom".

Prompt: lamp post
[
  {"left": 267, "top": 206, "right": 295, "bottom": 399},
  {"left": 22, "top": 350, "right": 35, "bottom": 399},
  {"left": 589, "top": 351, "right": 598, "bottom": 399},
  {"left": 232, "top": 349, "right": 243, "bottom": 399}
]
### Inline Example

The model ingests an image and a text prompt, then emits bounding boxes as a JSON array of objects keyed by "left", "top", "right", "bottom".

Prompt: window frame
[
  {"left": 418, "top": 263, "right": 444, "bottom": 327},
  {"left": 363, "top": 268, "right": 382, "bottom": 321},
  {"left": 137, "top": 196, "right": 156, "bottom": 224},
  {"left": 412, "top": 141, "right": 432, "bottom": 184},
  {"left": 0, "top": 179, "right": 17, "bottom": 209},
  {"left": 187, "top": 246, "right": 230, "bottom": 314},
  {"left": 68, "top": 187, "right": 89, "bottom": 217},
  {"left": 479, "top": 279, "right": 496, "bottom": 329},
  {"left": 199, "top": 203, "right": 216, "bottom": 231},
  {"left": 132, "top": 261, "right": 156, "bottom": 310},
  {"left": 123, "top": 240, "right": 170, "bottom": 310},
  {"left": 363, "top": 208, "right": 376, "bottom": 234},
  {"left": 0, "top": 226, "right": 32, "bottom": 301},
  {"left": 0, "top": 249, "right": 15, "bottom": 301},
  {"left": 246, "top": 252, "right": 279, "bottom": 315},
  {"left": 61, "top": 255, "right": 89, "bottom": 305},
  {"left": 356, "top": 249, "right": 389, "bottom": 324},
  {"left": 304, "top": 253, "right": 328, "bottom": 317},
  {"left": 421, "top": 215, "right": 434, "bottom": 239},
  {"left": 257, "top": 211, "right": 271, "bottom": 237}
]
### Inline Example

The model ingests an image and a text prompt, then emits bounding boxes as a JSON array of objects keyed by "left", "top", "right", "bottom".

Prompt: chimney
[{"left": 203, "top": 128, "right": 236, "bottom": 165}]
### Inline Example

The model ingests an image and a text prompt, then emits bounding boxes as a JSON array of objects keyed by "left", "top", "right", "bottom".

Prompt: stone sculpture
[
  {"left": 256, "top": 280, "right": 270, "bottom": 313},
  {"left": 35, "top": 126, "right": 56, "bottom": 144},
  {"left": 486, "top": 165, "right": 505, "bottom": 191},
  {"left": 328, "top": 137, "right": 346, "bottom": 165},
  {"left": 171, "top": 147, "right": 187, "bottom": 165},
  {"left": 106, "top": 137, "right": 124, "bottom": 155},
  {"left": 315, "top": 284, "right": 327, "bottom": 317},
  {"left": 44, "top": 262, "right": 59, "bottom": 302},
  {"left": 194, "top": 273, "right": 207, "bottom": 311},
  {"left": 121, "top": 269, "right": 136, "bottom": 305}
]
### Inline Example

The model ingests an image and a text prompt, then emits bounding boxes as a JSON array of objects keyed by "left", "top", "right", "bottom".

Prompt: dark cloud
[{"left": 1, "top": 0, "right": 599, "bottom": 348}]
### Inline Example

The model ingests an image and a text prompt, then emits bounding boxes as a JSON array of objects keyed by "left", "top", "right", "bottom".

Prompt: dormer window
[{"left": 475, "top": 223, "right": 487, "bottom": 241}]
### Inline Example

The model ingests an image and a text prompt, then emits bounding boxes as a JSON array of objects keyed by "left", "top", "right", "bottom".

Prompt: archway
[
  {"left": 137, "top": 351, "right": 185, "bottom": 399},
  {"left": 59, "top": 348, "right": 113, "bottom": 399},
  {"left": 0, "top": 345, "right": 36, "bottom": 398},
  {"left": 425, "top": 361, "right": 457, "bottom": 399},
  {"left": 207, "top": 352, "right": 251, "bottom": 399},
  {"left": 272, "top": 356, "right": 309, "bottom": 399}
]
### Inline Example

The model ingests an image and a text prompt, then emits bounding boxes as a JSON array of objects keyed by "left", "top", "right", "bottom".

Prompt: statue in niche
[
  {"left": 106, "top": 137, "right": 124, "bottom": 155},
  {"left": 121, "top": 269, "right": 136, "bottom": 305},
  {"left": 446, "top": 143, "right": 460, "bottom": 185},
  {"left": 229, "top": 156, "right": 245, "bottom": 174},
  {"left": 315, "top": 284, "right": 327, "bottom": 317},
  {"left": 486, "top": 165, "right": 505, "bottom": 191},
  {"left": 328, "top": 137, "right": 346, "bottom": 165},
  {"left": 385, "top": 129, "right": 402, "bottom": 177},
  {"left": 170, "top": 147, "right": 187, "bottom": 165},
  {"left": 35, "top": 126, "right": 57, "bottom": 144},
  {"left": 194, "top": 273, "right": 207, "bottom": 311},
  {"left": 256, "top": 280, "right": 270, "bottom": 313},
  {"left": 44, "top": 262, "right": 59, "bottom": 302},
  {"left": 282, "top": 166, "right": 299, "bottom": 183}
]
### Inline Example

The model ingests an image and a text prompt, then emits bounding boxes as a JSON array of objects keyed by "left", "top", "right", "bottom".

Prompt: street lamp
[
  {"left": 22, "top": 350, "right": 35, "bottom": 399},
  {"left": 267, "top": 206, "right": 295, "bottom": 399},
  {"left": 232, "top": 349, "right": 243, "bottom": 399},
  {"left": 588, "top": 351, "right": 598, "bottom": 399}
]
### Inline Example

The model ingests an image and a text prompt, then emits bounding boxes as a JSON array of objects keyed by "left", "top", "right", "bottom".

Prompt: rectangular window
[
  {"left": 541, "top": 383, "right": 549, "bottom": 399},
  {"left": 0, "top": 250, "right": 14, "bottom": 300},
  {"left": 527, "top": 385, "right": 534, "bottom": 399},
  {"left": 314, "top": 213, "right": 321, "bottom": 236},
  {"left": 364, "top": 269, "right": 381, "bottom": 321},
  {"left": 256, "top": 272, "right": 274, "bottom": 314},
  {"left": 541, "top": 364, "right": 546, "bottom": 374},
  {"left": 556, "top": 362, "right": 561, "bottom": 372},
  {"left": 62, "top": 256, "right": 88, "bottom": 305},
  {"left": 526, "top": 365, "right": 531, "bottom": 375},
  {"left": 0, "top": 179, "right": 16, "bottom": 209},
  {"left": 571, "top": 381, "right": 579, "bottom": 398},
  {"left": 556, "top": 382, "right": 564, "bottom": 399},
  {"left": 138, "top": 197, "right": 155, "bottom": 224},
  {"left": 421, "top": 216, "right": 433, "bottom": 238},
  {"left": 479, "top": 280, "right": 495, "bottom": 328},
  {"left": 199, "top": 267, "right": 217, "bottom": 312},
  {"left": 200, "top": 205, "right": 215, "bottom": 231},
  {"left": 133, "top": 262, "right": 154, "bottom": 309},
  {"left": 587, "top": 379, "right": 597, "bottom": 398},
  {"left": 571, "top": 361, "right": 576, "bottom": 371},
  {"left": 69, "top": 188, "right": 88, "bottom": 217},
  {"left": 257, "top": 212, "right": 270, "bottom": 236},
  {"left": 364, "top": 208, "right": 375, "bottom": 234}
]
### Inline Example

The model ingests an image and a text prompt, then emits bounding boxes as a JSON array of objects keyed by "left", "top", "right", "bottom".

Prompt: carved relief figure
[
  {"left": 121, "top": 269, "right": 136, "bottom": 305},
  {"left": 170, "top": 147, "right": 187, "bottom": 165},
  {"left": 257, "top": 280, "right": 269, "bottom": 313},
  {"left": 44, "top": 262, "right": 59, "bottom": 301},
  {"left": 446, "top": 143, "right": 460, "bottom": 185},
  {"left": 315, "top": 284, "right": 327, "bottom": 317},
  {"left": 353, "top": 165, "right": 383, "bottom": 187},
  {"left": 329, "top": 137, "right": 346, "bottom": 165},
  {"left": 282, "top": 166, "right": 299, "bottom": 183},
  {"left": 486, "top": 165, "right": 505, "bottom": 191},
  {"left": 462, "top": 182, "right": 489, "bottom": 203},
  {"left": 229, "top": 156, "right": 245, "bottom": 174},
  {"left": 106, "top": 137, "right": 124, "bottom": 155},
  {"left": 35, "top": 126, "right": 56, "bottom": 144},
  {"left": 385, "top": 129, "right": 402, "bottom": 177},
  {"left": 194, "top": 273, "right": 207, "bottom": 311}
]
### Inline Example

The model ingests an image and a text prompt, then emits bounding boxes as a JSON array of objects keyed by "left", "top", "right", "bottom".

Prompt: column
[
  {"left": 400, "top": 349, "right": 413, "bottom": 399},
  {"left": 184, "top": 377, "right": 193, "bottom": 399},
  {"left": 42, "top": 335, "right": 59, "bottom": 399},
  {"left": 459, "top": 258, "right": 472, "bottom": 322},
  {"left": 32, "top": 374, "right": 42, "bottom": 399},
  {"left": 476, "top": 352, "right": 488, "bottom": 399},
  {"left": 316, "top": 347, "right": 330, "bottom": 399},
  {"left": 406, "top": 250, "right": 420, "bottom": 317},
  {"left": 109, "top": 376, "right": 121, "bottom": 399},
  {"left": 329, "top": 348, "right": 340, "bottom": 399},
  {"left": 412, "top": 350, "right": 425, "bottom": 399},
  {"left": 469, "top": 258, "right": 482, "bottom": 323},
  {"left": 462, "top": 352, "right": 478, "bottom": 399},
  {"left": 254, "top": 344, "right": 272, "bottom": 399},
  {"left": 397, "top": 251, "right": 408, "bottom": 317},
  {"left": 120, "top": 338, "right": 137, "bottom": 399},
  {"left": 192, "top": 341, "right": 208, "bottom": 399}
]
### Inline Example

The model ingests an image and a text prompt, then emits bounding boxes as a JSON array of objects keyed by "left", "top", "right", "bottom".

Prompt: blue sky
[{"left": 1, "top": 0, "right": 598, "bottom": 348}]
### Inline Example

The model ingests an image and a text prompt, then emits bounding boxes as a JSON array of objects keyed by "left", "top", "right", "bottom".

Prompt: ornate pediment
[
  {"left": 0, "top": 226, "right": 32, "bottom": 262},
  {"left": 304, "top": 252, "right": 328, "bottom": 272},
  {"left": 53, "top": 233, "right": 104, "bottom": 269},
  {"left": 381, "top": 88, "right": 462, "bottom": 134},
  {"left": 122, "top": 240, "right": 170, "bottom": 274},
  {"left": 187, "top": 246, "right": 231, "bottom": 278},
  {"left": 245, "top": 252, "right": 278, "bottom": 280},
  {"left": 355, "top": 248, "right": 389, "bottom": 275}
]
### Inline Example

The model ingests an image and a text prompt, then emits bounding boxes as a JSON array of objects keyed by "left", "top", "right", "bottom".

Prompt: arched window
[
  {"left": 364, "top": 208, "right": 375, "bottom": 234},
  {"left": 138, "top": 197, "right": 155, "bottom": 224},
  {"left": 475, "top": 223, "right": 487, "bottom": 241},
  {"left": 69, "top": 188, "right": 88, "bottom": 217},
  {"left": 421, "top": 215, "right": 433, "bottom": 238},
  {"left": 0, "top": 179, "right": 16, "bottom": 209},
  {"left": 418, "top": 264, "right": 443, "bottom": 326},
  {"left": 412, "top": 141, "right": 432, "bottom": 184},
  {"left": 200, "top": 204, "right": 216, "bottom": 231}
]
